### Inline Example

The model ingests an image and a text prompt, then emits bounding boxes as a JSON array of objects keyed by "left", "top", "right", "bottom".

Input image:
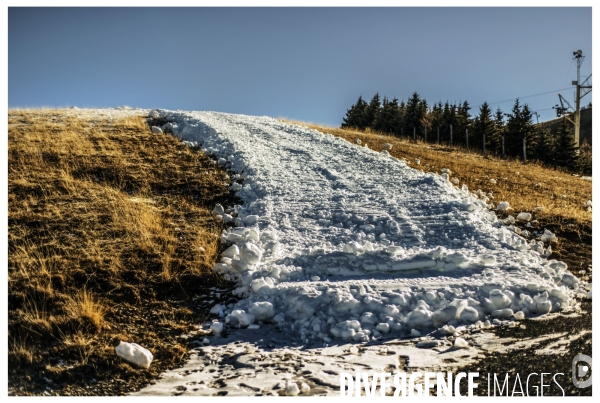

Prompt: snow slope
[{"left": 149, "top": 109, "right": 587, "bottom": 343}]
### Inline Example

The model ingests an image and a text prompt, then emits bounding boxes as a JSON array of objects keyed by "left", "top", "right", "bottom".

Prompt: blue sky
[{"left": 8, "top": 6, "right": 592, "bottom": 125}]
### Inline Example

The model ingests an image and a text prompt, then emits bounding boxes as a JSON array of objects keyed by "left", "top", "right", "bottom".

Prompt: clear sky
[{"left": 8, "top": 6, "right": 592, "bottom": 126}]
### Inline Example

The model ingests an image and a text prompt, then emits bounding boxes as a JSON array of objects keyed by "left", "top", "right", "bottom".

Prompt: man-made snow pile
[{"left": 149, "top": 109, "right": 589, "bottom": 343}]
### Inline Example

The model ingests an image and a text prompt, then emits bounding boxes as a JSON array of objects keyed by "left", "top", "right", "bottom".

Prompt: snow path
[
  {"left": 147, "top": 109, "right": 584, "bottom": 344},
  {"left": 133, "top": 108, "right": 589, "bottom": 396}
]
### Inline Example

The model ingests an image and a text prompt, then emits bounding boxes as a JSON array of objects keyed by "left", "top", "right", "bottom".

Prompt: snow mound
[
  {"left": 148, "top": 109, "right": 585, "bottom": 344},
  {"left": 115, "top": 341, "right": 153, "bottom": 368}
]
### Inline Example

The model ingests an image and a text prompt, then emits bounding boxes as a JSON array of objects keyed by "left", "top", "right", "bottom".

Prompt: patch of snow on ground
[{"left": 148, "top": 109, "right": 584, "bottom": 344}]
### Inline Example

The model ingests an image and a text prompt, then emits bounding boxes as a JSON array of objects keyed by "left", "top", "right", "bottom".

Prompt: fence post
[
  {"left": 413, "top": 127, "right": 416, "bottom": 142},
  {"left": 502, "top": 135, "right": 505, "bottom": 157},
  {"left": 483, "top": 133, "right": 486, "bottom": 154},
  {"left": 466, "top": 128, "right": 469, "bottom": 150},
  {"left": 522, "top": 137, "right": 527, "bottom": 163},
  {"left": 437, "top": 127, "right": 440, "bottom": 144},
  {"left": 424, "top": 125, "right": 427, "bottom": 143},
  {"left": 450, "top": 124, "right": 453, "bottom": 146}
]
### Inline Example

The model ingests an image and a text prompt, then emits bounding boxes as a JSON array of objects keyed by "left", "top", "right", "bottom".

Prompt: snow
[
  {"left": 115, "top": 341, "right": 153, "bottom": 368},
  {"left": 516, "top": 212, "right": 531, "bottom": 222},
  {"left": 145, "top": 109, "right": 585, "bottom": 345},
  {"left": 454, "top": 337, "right": 469, "bottom": 349}
]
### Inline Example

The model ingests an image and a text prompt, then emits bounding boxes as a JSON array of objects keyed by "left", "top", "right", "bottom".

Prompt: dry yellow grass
[
  {"left": 63, "top": 289, "right": 108, "bottom": 331},
  {"left": 8, "top": 109, "right": 236, "bottom": 395}
]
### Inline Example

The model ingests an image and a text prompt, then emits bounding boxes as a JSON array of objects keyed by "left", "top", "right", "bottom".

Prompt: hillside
[
  {"left": 8, "top": 109, "right": 236, "bottom": 395},
  {"left": 8, "top": 108, "right": 592, "bottom": 396},
  {"left": 537, "top": 107, "right": 592, "bottom": 146}
]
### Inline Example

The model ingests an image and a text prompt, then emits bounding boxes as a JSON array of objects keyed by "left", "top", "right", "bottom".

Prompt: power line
[{"left": 486, "top": 87, "right": 572, "bottom": 106}]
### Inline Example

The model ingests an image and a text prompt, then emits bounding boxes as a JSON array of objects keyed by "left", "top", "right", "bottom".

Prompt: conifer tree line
[{"left": 341, "top": 92, "right": 590, "bottom": 174}]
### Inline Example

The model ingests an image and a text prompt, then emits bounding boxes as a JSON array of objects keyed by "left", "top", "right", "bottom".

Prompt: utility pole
[
  {"left": 532, "top": 111, "right": 540, "bottom": 124},
  {"left": 561, "top": 50, "right": 592, "bottom": 147}
]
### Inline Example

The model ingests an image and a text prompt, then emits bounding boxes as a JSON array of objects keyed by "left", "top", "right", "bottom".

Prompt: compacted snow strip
[{"left": 149, "top": 109, "right": 587, "bottom": 343}]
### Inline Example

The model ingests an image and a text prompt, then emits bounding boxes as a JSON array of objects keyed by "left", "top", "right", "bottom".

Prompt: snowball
[
  {"left": 360, "top": 312, "right": 379, "bottom": 325},
  {"left": 497, "top": 201, "right": 510, "bottom": 211},
  {"left": 210, "top": 304, "right": 224, "bottom": 316},
  {"left": 517, "top": 212, "right": 532, "bottom": 222},
  {"left": 355, "top": 138, "right": 362, "bottom": 144},
  {"left": 240, "top": 242, "right": 263, "bottom": 266},
  {"left": 406, "top": 307, "right": 432, "bottom": 328},
  {"left": 432, "top": 306, "right": 457, "bottom": 324},
  {"left": 229, "top": 310, "right": 255, "bottom": 327},
  {"left": 376, "top": 323, "right": 390, "bottom": 334},
  {"left": 248, "top": 301, "right": 275, "bottom": 321},
  {"left": 210, "top": 321, "right": 224, "bottom": 334},
  {"left": 222, "top": 245, "right": 239, "bottom": 259},
  {"left": 459, "top": 307, "right": 479, "bottom": 323},
  {"left": 540, "top": 229, "right": 558, "bottom": 243},
  {"left": 115, "top": 341, "right": 153, "bottom": 368},
  {"left": 490, "top": 179, "right": 497, "bottom": 184},
  {"left": 536, "top": 301, "right": 552, "bottom": 314},
  {"left": 301, "top": 383, "right": 310, "bottom": 394},
  {"left": 151, "top": 126, "right": 163, "bottom": 134},
  {"left": 561, "top": 273, "right": 579, "bottom": 288},
  {"left": 212, "top": 204, "right": 225, "bottom": 217},
  {"left": 286, "top": 381, "right": 300, "bottom": 396},
  {"left": 514, "top": 311, "right": 525, "bottom": 320},
  {"left": 489, "top": 289, "right": 511, "bottom": 309},
  {"left": 451, "top": 177, "right": 460, "bottom": 185},
  {"left": 454, "top": 337, "right": 469, "bottom": 349},
  {"left": 382, "top": 143, "right": 393, "bottom": 150}
]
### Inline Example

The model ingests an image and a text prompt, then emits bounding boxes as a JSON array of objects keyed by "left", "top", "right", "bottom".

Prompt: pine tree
[
  {"left": 341, "top": 96, "right": 368, "bottom": 130},
  {"left": 405, "top": 92, "right": 425, "bottom": 139},
  {"left": 578, "top": 139, "right": 592, "bottom": 175},
  {"left": 504, "top": 99, "right": 535, "bottom": 161},
  {"left": 494, "top": 107, "right": 505, "bottom": 156},
  {"left": 455, "top": 100, "right": 472, "bottom": 148},
  {"left": 553, "top": 118, "right": 579, "bottom": 170},
  {"left": 374, "top": 97, "right": 401, "bottom": 135},
  {"left": 364, "top": 93, "right": 381, "bottom": 130},
  {"left": 473, "top": 102, "right": 495, "bottom": 154},
  {"left": 533, "top": 125, "right": 553, "bottom": 164},
  {"left": 429, "top": 102, "right": 444, "bottom": 142}
]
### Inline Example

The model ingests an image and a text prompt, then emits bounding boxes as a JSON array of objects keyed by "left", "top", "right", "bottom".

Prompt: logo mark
[{"left": 572, "top": 354, "right": 592, "bottom": 388}]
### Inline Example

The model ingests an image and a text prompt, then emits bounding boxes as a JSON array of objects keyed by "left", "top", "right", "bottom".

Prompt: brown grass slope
[{"left": 8, "top": 110, "right": 237, "bottom": 395}]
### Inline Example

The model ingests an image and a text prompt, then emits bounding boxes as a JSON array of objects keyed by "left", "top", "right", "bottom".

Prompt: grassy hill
[{"left": 8, "top": 109, "right": 236, "bottom": 395}]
